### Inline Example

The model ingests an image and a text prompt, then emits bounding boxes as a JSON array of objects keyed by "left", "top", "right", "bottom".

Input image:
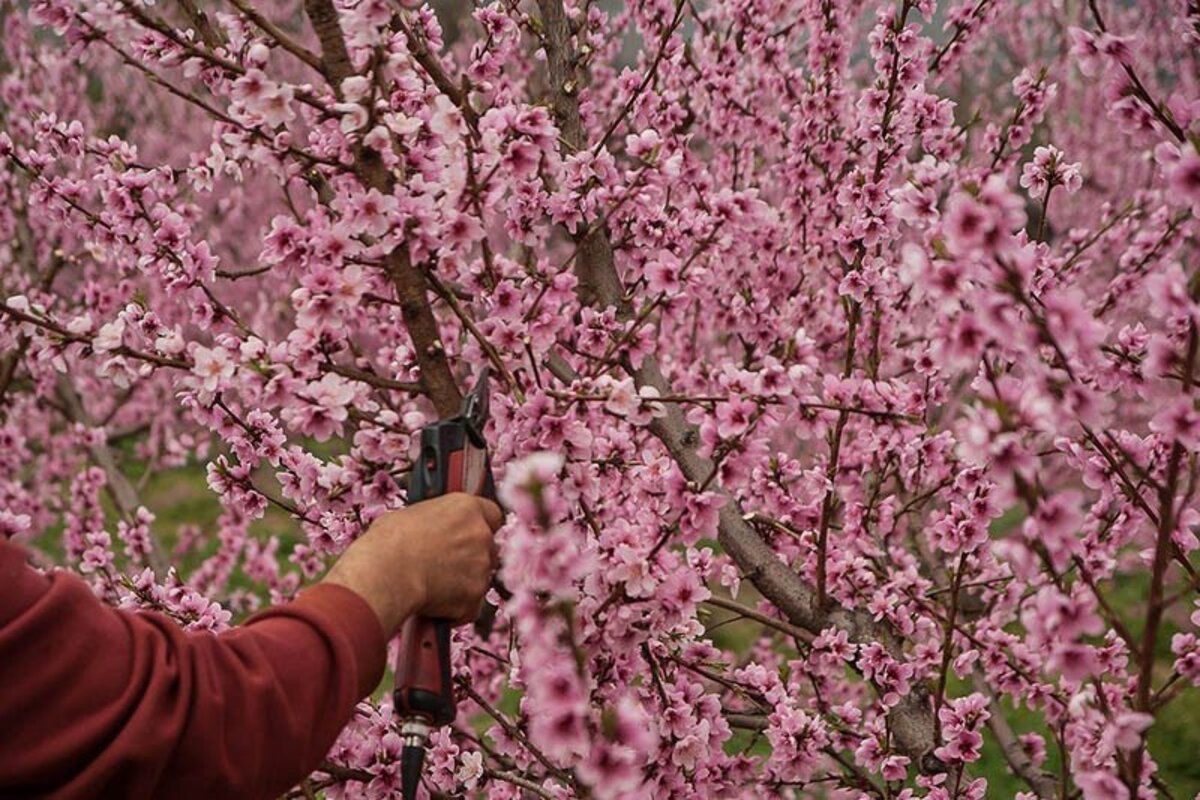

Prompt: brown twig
[
  {"left": 226, "top": 0, "right": 324, "bottom": 75},
  {"left": 703, "top": 594, "right": 814, "bottom": 644}
]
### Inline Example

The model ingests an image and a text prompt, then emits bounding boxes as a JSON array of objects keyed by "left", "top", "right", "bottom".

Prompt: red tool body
[{"left": 395, "top": 370, "right": 496, "bottom": 800}]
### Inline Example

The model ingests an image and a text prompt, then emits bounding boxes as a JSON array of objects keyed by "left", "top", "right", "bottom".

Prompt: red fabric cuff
[{"left": 289, "top": 583, "right": 387, "bottom": 698}]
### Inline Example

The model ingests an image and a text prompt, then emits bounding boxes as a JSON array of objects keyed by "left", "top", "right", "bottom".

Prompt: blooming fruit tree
[{"left": 2, "top": 0, "right": 1200, "bottom": 796}]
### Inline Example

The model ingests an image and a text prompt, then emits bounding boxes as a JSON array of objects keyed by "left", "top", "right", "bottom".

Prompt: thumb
[{"left": 476, "top": 497, "right": 505, "bottom": 531}]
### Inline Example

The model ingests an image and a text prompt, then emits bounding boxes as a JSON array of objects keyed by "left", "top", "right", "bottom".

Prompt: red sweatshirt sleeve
[{"left": 0, "top": 537, "right": 387, "bottom": 799}]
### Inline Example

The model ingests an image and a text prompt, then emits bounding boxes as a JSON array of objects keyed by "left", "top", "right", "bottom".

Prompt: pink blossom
[
  {"left": 1076, "top": 770, "right": 1129, "bottom": 800},
  {"left": 1068, "top": 28, "right": 1102, "bottom": 76},
  {"left": 943, "top": 176, "right": 1025, "bottom": 255},
  {"left": 1172, "top": 634, "right": 1200, "bottom": 685},
  {"left": 646, "top": 251, "right": 682, "bottom": 295},
  {"left": 453, "top": 750, "right": 483, "bottom": 791},
  {"left": 343, "top": 188, "right": 399, "bottom": 239},
  {"left": 881, "top": 754, "right": 910, "bottom": 781},
  {"left": 190, "top": 345, "right": 235, "bottom": 394},
  {"left": 93, "top": 319, "right": 125, "bottom": 352},
  {"left": 1049, "top": 642, "right": 1100, "bottom": 682},
  {"left": 1150, "top": 398, "right": 1200, "bottom": 450},
  {"left": 0, "top": 510, "right": 32, "bottom": 539},
  {"left": 599, "top": 376, "right": 639, "bottom": 417},
  {"left": 715, "top": 397, "right": 757, "bottom": 439},
  {"left": 611, "top": 543, "right": 658, "bottom": 598},
  {"left": 1020, "top": 145, "right": 1083, "bottom": 196},
  {"left": 1166, "top": 150, "right": 1200, "bottom": 210},
  {"left": 1100, "top": 711, "right": 1153, "bottom": 755},
  {"left": 1020, "top": 733, "right": 1047, "bottom": 768},
  {"left": 232, "top": 69, "right": 295, "bottom": 127},
  {"left": 671, "top": 720, "right": 711, "bottom": 770},
  {"left": 1144, "top": 262, "right": 1195, "bottom": 320}
]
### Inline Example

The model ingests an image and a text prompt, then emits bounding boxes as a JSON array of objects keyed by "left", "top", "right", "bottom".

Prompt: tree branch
[
  {"left": 535, "top": 0, "right": 936, "bottom": 764},
  {"left": 226, "top": 0, "right": 324, "bottom": 75},
  {"left": 303, "top": 0, "right": 355, "bottom": 89},
  {"left": 327, "top": 362, "right": 423, "bottom": 393},
  {"left": 704, "top": 594, "right": 814, "bottom": 644},
  {"left": 971, "top": 673, "right": 1057, "bottom": 799},
  {"left": 316, "top": 760, "right": 374, "bottom": 784},
  {"left": 302, "top": 0, "right": 463, "bottom": 416},
  {"left": 175, "top": 0, "right": 225, "bottom": 50},
  {"left": 485, "top": 769, "right": 555, "bottom": 799}
]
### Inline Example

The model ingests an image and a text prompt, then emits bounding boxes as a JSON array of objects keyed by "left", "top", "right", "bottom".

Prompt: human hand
[{"left": 322, "top": 493, "right": 503, "bottom": 635}]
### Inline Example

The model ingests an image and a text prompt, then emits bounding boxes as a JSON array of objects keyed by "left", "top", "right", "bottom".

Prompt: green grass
[
  {"left": 723, "top": 726, "right": 772, "bottom": 758},
  {"left": 140, "top": 463, "right": 300, "bottom": 575},
  {"left": 1148, "top": 687, "right": 1200, "bottom": 795}
]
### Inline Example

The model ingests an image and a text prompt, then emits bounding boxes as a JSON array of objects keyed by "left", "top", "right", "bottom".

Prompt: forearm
[
  {"left": 164, "top": 583, "right": 388, "bottom": 797},
  {"left": 0, "top": 540, "right": 386, "bottom": 799}
]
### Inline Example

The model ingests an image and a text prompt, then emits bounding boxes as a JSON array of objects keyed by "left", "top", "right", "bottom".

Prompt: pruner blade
[{"left": 461, "top": 366, "right": 490, "bottom": 434}]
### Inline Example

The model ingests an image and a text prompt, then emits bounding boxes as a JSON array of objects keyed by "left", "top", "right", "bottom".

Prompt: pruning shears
[{"left": 395, "top": 367, "right": 497, "bottom": 800}]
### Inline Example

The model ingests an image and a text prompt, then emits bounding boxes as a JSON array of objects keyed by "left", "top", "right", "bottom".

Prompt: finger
[
  {"left": 454, "top": 599, "right": 485, "bottom": 627},
  {"left": 489, "top": 540, "right": 500, "bottom": 570},
  {"left": 476, "top": 497, "right": 505, "bottom": 531}
]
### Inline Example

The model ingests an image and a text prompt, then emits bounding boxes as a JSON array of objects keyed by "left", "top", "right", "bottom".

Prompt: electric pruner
[{"left": 394, "top": 367, "right": 496, "bottom": 800}]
